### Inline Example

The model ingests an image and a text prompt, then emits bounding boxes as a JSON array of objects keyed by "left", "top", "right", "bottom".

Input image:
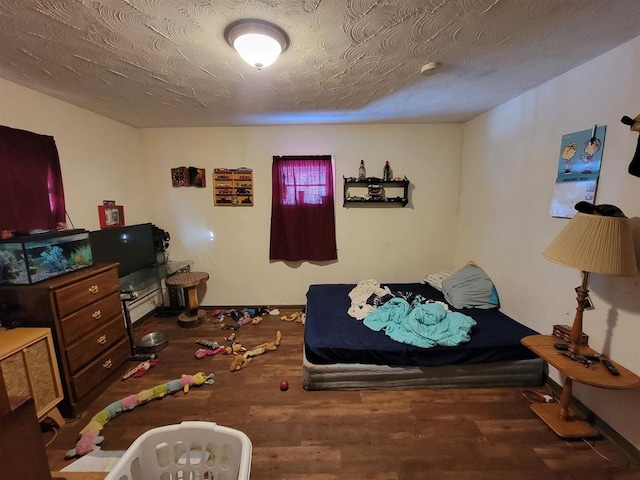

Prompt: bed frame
[{"left": 303, "top": 282, "right": 545, "bottom": 391}]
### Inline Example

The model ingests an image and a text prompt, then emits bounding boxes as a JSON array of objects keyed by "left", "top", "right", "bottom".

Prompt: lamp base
[
  {"left": 530, "top": 402, "right": 598, "bottom": 438},
  {"left": 568, "top": 277, "right": 590, "bottom": 354}
]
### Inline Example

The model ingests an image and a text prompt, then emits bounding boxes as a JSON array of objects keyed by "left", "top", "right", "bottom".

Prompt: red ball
[{"left": 279, "top": 380, "right": 289, "bottom": 391}]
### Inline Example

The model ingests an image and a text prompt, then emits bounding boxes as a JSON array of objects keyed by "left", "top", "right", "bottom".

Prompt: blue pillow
[{"left": 441, "top": 264, "right": 500, "bottom": 309}]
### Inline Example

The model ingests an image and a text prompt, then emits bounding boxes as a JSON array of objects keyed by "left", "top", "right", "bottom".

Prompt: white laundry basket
[{"left": 104, "top": 421, "right": 252, "bottom": 480}]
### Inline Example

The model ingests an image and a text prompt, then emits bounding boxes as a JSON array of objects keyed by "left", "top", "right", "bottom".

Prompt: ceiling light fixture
[{"left": 224, "top": 19, "right": 289, "bottom": 70}]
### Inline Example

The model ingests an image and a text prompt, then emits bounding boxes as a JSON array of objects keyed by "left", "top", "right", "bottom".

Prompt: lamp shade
[
  {"left": 225, "top": 19, "right": 289, "bottom": 69},
  {"left": 543, "top": 212, "right": 638, "bottom": 276}
]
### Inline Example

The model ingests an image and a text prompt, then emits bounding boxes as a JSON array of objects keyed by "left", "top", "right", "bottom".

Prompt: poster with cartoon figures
[{"left": 549, "top": 125, "right": 606, "bottom": 218}]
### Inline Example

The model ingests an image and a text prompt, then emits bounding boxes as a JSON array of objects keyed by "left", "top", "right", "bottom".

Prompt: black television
[{"left": 89, "top": 223, "right": 157, "bottom": 278}]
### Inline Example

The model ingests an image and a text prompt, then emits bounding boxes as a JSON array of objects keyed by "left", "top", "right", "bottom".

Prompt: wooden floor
[{"left": 46, "top": 308, "right": 640, "bottom": 479}]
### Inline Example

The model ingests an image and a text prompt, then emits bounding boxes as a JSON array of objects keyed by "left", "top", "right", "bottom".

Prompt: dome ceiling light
[{"left": 224, "top": 19, "right": 289, "bottom": 69}]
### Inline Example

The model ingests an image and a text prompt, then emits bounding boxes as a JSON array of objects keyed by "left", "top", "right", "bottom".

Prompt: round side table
[{"left": 165, "top": 271, "right": 210, "bottom": 327}]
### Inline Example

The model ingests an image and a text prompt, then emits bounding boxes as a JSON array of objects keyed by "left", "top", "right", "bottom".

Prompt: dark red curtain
[
  {"left": 270, "top": 155, "right": 337, "bottom": 261},
  {"left": 0, "top": 125, "right": 66, "bottom": 232}
]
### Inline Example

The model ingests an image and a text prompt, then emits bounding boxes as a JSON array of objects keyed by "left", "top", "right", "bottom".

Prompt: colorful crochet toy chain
[{"left": 66, "top": 372, "right": 215, "bottom": 458}]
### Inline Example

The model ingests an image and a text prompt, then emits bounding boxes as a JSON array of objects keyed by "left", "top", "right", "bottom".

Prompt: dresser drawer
[
  {"left": 66, "top": 315, "right": 126, "bottom": 374},
  {"left": 60, "top": 294, "right": 123, "bottom": 345},
  {"left": 71, "top": 337, "right": 129, "bottom": 401},
  {"left": 54, "top": 269, "right": 120, "bottom": 318}
]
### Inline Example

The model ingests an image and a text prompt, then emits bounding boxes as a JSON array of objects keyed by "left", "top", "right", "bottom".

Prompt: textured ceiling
[{"left": 1, "top": 0, "right": 640, "bottom": 128}]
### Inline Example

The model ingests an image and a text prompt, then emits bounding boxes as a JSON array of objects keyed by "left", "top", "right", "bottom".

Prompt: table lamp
[{"left": 543, "top": 208, "right": 637, "bottom": 354}]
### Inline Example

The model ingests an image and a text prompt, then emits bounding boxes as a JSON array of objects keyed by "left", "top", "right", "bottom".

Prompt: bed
[{"left": 303, "top": 282, "right": 544, "bottom": 390}]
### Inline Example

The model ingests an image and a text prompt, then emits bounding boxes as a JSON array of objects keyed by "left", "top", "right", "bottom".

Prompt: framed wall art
[
  {"left": 171, "top": 166, "right": 206, "bottom": 188},
  {"left": 98, "top": 205, "right": 125, "bottom": 228},
  {"left": 549, "top": 125, "right": 606, "bottom": 218},
  {"left": 189, "top": 167, "right": 206, "bottom": 188},
  {"left": 171, "top": 166, "right": 190, "bottom": 187}
]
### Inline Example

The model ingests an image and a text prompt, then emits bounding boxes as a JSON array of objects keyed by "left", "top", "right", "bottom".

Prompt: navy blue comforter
[{"left": 304, "top": 282, "right": 539, "bottom": 367}]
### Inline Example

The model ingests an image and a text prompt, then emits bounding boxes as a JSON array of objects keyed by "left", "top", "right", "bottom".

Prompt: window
[
  {"left": 270, "top": 155, "right": 337, "bottom": 261},
  {"left": 0, "top": 125, "right": 66, "bottom": 233}
]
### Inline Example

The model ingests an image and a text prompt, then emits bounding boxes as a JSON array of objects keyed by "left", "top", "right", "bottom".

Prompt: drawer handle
[
  {"left": 92, "top": 310, "right": 102, "bottom": 320},
  {"left": 103, "top": 359, "right": 113, "bottom": 369},
  {"left": 97, "top": 335, "right": 107, "bottom": 345},
  {"left": 88, "top": 285, "right": 99, "bottom": 294}
]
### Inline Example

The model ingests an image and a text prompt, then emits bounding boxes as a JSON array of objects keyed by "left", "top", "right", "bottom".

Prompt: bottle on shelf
[
  {"left": 358, "top": 160, "right": 366, "bottom": 180},
  {"left": 383, "top": 161, "right": 392, "bottom": 181}
]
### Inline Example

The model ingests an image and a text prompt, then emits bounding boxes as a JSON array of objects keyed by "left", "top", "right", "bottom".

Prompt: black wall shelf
[{"left": 343, "top": 176, "right": 410, "bottom": 207}]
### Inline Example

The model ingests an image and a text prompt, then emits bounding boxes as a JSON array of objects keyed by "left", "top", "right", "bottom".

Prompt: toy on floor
[
  {"left": 195, "top": 341, "right": 245, "bottom": 359},
  {"left": 121, "top": 355, "right": 159, "bottom": 380},
  {"left": 65, "top": 372, "right": 215, "bottom": 459},
  {"left": 220, "top": 323, "right": 239, "bottom": 331},
  {"left": 235, "top": 312, "right": 263, "bottom": 326},
  {"left": 621, "top": 114, "right": 640, "bottom": 177},
  {"left": 227, "top": 341, "right": 246, "bottom": 354},
  {"left": 195, "top": 339, "right": 226, "bottom": 358},
  {"left": 280, "top": 311, "right": 305, "bottom": 324},
  {"left": 209, "top": 309, "right": 226, "bottom": 323},
  {"left": 237, "top": 311, "right": 254, "bottom": 326},
  {"left": 194, "top": 346, "right": 226, "bottom": 359},
  {"left": 229, "top": 330, "right": 282, "bottom": 372},
  {"left": 196, "top": 338, "right": 219, "bottom": 349},
  {"left": 222, "top": 307, "right": 266, "bottom": 327}
]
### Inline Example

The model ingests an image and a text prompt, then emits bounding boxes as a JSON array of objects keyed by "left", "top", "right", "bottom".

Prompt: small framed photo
[
  {"left": 189, "top": 167, "right": 206, "bottom": 188},
  {"left": 98, "top": 205, "right": 125, "bottom": 228}
]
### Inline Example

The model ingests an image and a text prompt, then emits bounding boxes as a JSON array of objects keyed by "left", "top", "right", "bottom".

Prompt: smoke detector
[{"left": 420, "top": 62, "right": 439, "bottom": 75}]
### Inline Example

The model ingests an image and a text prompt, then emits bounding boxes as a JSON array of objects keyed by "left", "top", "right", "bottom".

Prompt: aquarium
[{"left": 0, "top": 229, "right": 93, "bottom": 284}]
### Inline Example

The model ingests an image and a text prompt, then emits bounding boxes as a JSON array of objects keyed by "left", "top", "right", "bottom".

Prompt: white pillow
[{"left": 421, "top": 270, "right": 452, "bottom": 292}]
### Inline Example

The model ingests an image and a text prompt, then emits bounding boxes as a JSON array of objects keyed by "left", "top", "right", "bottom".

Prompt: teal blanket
[{"left": 362, "top": 298, "right": 476, "bottom": 348}]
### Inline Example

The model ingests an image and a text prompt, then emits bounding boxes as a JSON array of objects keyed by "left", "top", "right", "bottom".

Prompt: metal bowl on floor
[{"left": 136, "top": 331, "right": 169, "bottom": 354}]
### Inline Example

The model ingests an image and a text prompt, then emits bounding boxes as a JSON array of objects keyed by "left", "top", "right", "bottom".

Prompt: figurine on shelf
[
  {"left": 383, "top": 161, "right": 392, "bottom": 181},
  {"left": 358, "top": 160, "right": 366, "bottom": 180}
]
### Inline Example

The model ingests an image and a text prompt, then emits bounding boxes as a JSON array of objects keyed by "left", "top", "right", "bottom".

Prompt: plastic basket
[{"left": 104, "top": 421, "right": 252, "bottom": 480}]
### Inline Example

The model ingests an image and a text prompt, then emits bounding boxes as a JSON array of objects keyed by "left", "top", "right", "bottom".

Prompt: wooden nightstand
[
  {"left": 522, "top": 335, "right": 640, "bottom": 438},
  {"left": 0, "top": 327, "right": 64, "bottom": 424}
]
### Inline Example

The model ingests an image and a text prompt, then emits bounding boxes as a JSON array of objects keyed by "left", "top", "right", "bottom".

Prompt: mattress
[{"left": 303, "top": 282, "right": 544, "bottom": 390}]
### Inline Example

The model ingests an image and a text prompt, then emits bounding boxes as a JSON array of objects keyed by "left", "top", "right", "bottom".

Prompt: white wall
[
  {"left": 458, "top": 37, "right": 640, "bottom": 449},
  {"left": 0, "top": 78, "right": 147, "bottom": 230},
  {"left": 139, "top": 124, "right": 463, "bottom": 305},
  {"left": 0, "top": 76, "right": 463, "bottom": 306}
]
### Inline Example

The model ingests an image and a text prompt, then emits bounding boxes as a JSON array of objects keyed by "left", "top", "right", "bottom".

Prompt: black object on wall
[{"left": 620, "top": 114, "right": 640, "bottom": 178}]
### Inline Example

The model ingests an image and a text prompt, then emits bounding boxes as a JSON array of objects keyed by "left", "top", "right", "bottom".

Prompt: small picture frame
[
  {"left": 98, "top": 205, "right": 125, "bottom": 228},
  {"left": 189, "top": 167, "right": 206, "bottom": 188}
]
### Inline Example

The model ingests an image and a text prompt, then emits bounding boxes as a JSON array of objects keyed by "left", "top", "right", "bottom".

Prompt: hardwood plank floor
[{"left": 46, "top": 308, "right": 640, "bottom": 479}]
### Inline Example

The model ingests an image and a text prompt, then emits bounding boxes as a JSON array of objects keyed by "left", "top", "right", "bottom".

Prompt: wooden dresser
[{"left": 0, "top": 263, "right": 129, "bottom": 417}]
